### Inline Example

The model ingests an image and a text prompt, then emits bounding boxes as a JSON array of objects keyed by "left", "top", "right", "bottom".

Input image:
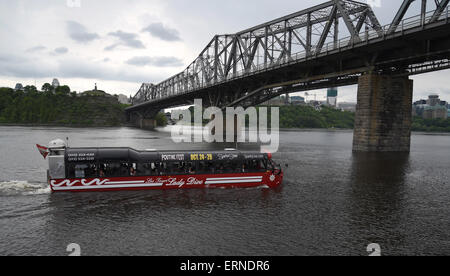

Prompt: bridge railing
[{"left": 132, "top": 6, "right": 449, "bottom": 106}]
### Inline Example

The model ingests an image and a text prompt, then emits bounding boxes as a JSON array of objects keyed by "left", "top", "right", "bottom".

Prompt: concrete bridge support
[
  {"left": 129, "top": 111, "right": 157, "bottom": 130},
  {"left": 353, "top": 73, "right": 413, "bottom": 152},
  {"left": 140, "top": 118, "right": 157, "bottom": 130}
]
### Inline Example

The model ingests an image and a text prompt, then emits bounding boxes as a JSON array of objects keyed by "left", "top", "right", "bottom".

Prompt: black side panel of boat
[{"left": 65, "top": 148, "right": 269, "bottom": 164}]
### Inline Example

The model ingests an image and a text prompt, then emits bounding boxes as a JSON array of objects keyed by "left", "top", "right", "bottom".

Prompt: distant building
[
  {"left": 412, "top": 99, "right": 428, "bottom": 117},
  {"left": 52, "top": 78, "right": 60, "bottom": 88},
  {"left": 427, "top": 94, "right": 440, "bottom": 106},
  {"left": 290, "top": 96, "right": 305, "bottom": 105},
  {"left": 415, "top": 99, "right": 427, "bottom": 105},
  {"left": 423, "top": 106, "right": 448, "bottom": 119},
  {"left": 264, "top": 96, "right": 286, "bottom": 106},
  {"left": 413, "top": 94, "right": 448, "bottom": 119},
  {"left": 327, "top": 87, "right": 338, "bottom": 107},
  {"left": 14, "top": 83, "right": 23, "bottom": 91},
  {"left": 338, "top": 102, "right": 357, "bottom": 112},
  {"left": 262, "top": 94, "right": 308, "bottom": 106},
  {"left": 117, "top": 94, "right": 130, "bottom": 104}
]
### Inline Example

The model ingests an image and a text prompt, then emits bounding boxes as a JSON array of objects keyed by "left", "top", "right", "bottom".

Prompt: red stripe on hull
[{"left": 49, "top": 172, "right": 283, "bottom": 193}]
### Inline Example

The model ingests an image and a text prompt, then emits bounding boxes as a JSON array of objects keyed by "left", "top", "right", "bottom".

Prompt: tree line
[
  {"left": 1, "top": 86, "right": 447, "bottom": 131},
  {"left": 276, "top": 105, "right": 449, "bottom": 132},
  {"left": 0, "top": 86, "right": 126, "bottom": 126},
  {"left": 175, "top": 104, "right": 449, "bottom": 132}
]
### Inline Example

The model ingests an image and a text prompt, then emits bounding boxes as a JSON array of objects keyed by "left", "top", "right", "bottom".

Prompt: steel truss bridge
[{"left": 127, "top": 0, "right": 450, "bottom": 118}]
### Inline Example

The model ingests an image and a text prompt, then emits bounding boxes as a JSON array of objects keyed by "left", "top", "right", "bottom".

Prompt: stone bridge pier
[
  {"left": 353, "top": 72, "right": 413, "bottom": 152},
  {"left": 128, "top": 110, "right": 158, "bottom": 130}
]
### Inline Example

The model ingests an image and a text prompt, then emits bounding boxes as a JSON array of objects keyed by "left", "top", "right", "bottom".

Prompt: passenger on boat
[
  {"left": 130, "top": 167, "right": 136, "bottom": 176},
  {"left": 189, "top": 166, "right": 196, "bottom": 175}
]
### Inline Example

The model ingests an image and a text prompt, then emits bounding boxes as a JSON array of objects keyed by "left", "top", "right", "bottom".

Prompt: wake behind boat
[{"left": 38, "top": 139, "right": 283, "bottom": 193}]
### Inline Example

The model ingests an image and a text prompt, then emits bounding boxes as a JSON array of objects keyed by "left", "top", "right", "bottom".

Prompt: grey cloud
[
  {"left": 0, "top": 54, "right": 28, "bottom": 63},
  {"left": 26, "top": 46, "right": 46, "bottom": 53},
  {"left": 56, "top": 58, "right": 166, "bottom": 83},
  {"left": 0, "top": 54, "right": 165, "bottom": 83},
  {"left": 66, "top": 21, "right": 100, "bottom": 43},
  {"left": 105, "top": 31, "right": 145, "bottom": 51},
  {"left": 142, "top": 23, "right": 181, "bottom": 42},
  {"left": 0, "top": 54, "right": 52, "bottom": 78},
  {"left": 104, "top": 43, "right": 120, "bottom": 51},
  {"left": 54, "top": 47, "right": 69, "bottom": 55},
  {"left": 125, "top": 56, "right": 184, "bottom": 67}
]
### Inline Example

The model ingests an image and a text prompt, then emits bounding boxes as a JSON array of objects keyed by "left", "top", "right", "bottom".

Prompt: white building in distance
[
  {"left": 338, "top": 102, "right": 357, "bottom": 112},
  {"left": 52, "top": 78, "right": 60, "bottom": 88},
  {"left": 117, "top": 94, "right": 130, "bottom": 104}
]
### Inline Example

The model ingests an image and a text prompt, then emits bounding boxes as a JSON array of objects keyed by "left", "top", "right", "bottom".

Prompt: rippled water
[{"left": 0, "top": 126, "right": 449, "bottom": 256}]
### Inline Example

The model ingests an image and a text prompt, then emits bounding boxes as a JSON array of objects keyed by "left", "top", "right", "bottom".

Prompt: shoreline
[
  {"left": 0, "top": 123, "right": 130, "bottom": 128},
  {"left": 1, "top": 123, "right": 450, "bottom": 135}
]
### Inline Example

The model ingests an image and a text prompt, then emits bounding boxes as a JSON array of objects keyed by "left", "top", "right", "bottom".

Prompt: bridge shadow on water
[{"left": 347, "top": 152, "right": 411, "bottom": 255}]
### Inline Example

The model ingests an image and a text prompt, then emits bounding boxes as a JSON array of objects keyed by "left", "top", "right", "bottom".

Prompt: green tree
[
  {"left": 55, "top": 85, "right": 71, "bottom": 96},
  {"left": 23, "top": 85, "right": 38, "bottom": 95},
  {"left": 155, "top": 112, "right": 168, "bottom": 127},
  {"left": 42, "top": 83, "right": 53, "bottom": 93},
  {"left": 0, "top": 87, "right": 126, "bottom": 126}
]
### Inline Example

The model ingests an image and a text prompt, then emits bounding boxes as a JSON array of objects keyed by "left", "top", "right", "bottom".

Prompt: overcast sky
[{"left": 0, "top": 0, "right": 449, "bottom": 103}]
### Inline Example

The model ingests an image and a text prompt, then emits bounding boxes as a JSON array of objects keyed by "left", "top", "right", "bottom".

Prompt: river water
[{"left": 0, "top": 126, "right": 449, "bottom": 256}]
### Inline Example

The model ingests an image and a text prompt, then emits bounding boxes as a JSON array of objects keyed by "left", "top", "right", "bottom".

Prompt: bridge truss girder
[
  {"left": 128, "top": 0, "right": 450, "bottom": 117},
  {"left": 388, "top": 0, "right": 450, "bottom": 34},
  {"left": 131, "top": 0, "right": 383, "bottom": 107}
]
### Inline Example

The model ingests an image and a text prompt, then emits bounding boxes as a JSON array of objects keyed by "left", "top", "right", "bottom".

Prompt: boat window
[
  {"left": 215, "top": 162, "right": 225, "bottom": 174},
  {"left": 259, "top": 160, "right": 267, "bottom": 172},
  {"left": 99, "top": 162, "right": 129, "bottom": 178},
  {"left": 197, "top": 161, "right": 207, "bottom": 174},
  {"left": 157, "top": 161, "right": 196, "bottom": 175},
  {"left": 130, "top": 163, "right": 137, "bottom": 176},
  {"left": 267, "top": 160, "right": 276, "bottom": 171},
  {"left": 206, "top": 161, "right": 215, "bottom": 174},
  {"left": 67, "top": 163, "right": 98, "bottom": 179},
  {"left": 257, "top": 160, "right": 267, "bottom": 172},
  {"left": 75, "top": 164, "right": 86, "bottom": 178},
  {"left": 186, "top": 162, "right": 196, "bottom": 175},
  {"left": 137, "top": 162, "right": 158, "bottom": 176},
  {"left": 154, "top": 162, "right": 166, "bottom": 176},
  {"left": 243, "top": 159, "right": 266, "bottom": 173},
  {"left": 262, "top": 160, "right": 268, "bottom": 171},
  {"left": 166, "top": 162, "right": 186, "bottom": 175},
  {"left": 222, "top": 161, "right": 235, "bottom": 173},
  {"left": 230, "top": 161, "right": 241, "bottom": 173}
]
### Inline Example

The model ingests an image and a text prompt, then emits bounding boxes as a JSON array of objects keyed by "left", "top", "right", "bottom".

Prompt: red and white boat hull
[{"left": 49, "top": 172, "right": 283, "bottom": 192}]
